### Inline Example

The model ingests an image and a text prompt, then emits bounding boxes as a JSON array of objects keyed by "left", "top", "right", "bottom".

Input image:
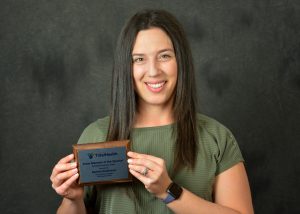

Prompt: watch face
[{"left": 168, "top": 183, "right": 183, "bottom": 199}]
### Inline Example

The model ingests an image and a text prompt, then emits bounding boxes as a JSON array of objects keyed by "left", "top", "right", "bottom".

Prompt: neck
[{"left": 134, "top": 103, "right": 174, "bottom": 128}]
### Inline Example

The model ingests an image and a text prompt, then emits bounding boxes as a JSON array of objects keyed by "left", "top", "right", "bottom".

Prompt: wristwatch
[{"left": 162, "top": 182, "right": 183, "bottom": 204}]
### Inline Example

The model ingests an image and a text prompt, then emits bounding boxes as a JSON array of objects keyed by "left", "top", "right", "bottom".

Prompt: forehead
[{"left": 132, "top": 27, "right": 174, "bottom": 53}]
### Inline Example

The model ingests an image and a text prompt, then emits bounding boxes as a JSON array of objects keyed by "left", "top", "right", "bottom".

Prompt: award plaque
[{"left": 73, "top": 140, "right": 132, "bottom": 185}]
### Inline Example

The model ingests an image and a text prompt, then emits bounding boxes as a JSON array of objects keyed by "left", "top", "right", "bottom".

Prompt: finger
[
  {"left": 129, "top": 169, "right": 151, "bottom": 185},
  {"left": 55, "top": 162, "right": 77, "bottom": 173},
  {"left": 55, "top": 168, "right": 78, "bottom": 185},
  {"left": 128, "top": 164, "right": 152, "bottom": 176},
  {"left": 55, "top": 173, "right": 79, "bottom": 196},
  {"left": 51, "top": 161, "right": 77, "bottom": 181},
  {"left": 127, "top": 157, "right": 157, "bottom": 171},
  {"left": 58, "top": 154, "right": 75, "bottom": 164},
  {"left": 51, "top": 154, "right": 75, "bottom": 177},
  {"left": 127, "top": 151, "right": 164, "bottom": 165}
]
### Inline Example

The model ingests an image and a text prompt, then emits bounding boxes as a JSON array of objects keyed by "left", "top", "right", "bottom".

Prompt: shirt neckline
[{"left": 132, "top": 122, "right": 175, "bottom": 131}]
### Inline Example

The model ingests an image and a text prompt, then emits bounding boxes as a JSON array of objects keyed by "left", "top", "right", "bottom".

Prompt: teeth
[{"left": 147, "top": 82, "right": 165, "bottom": 89}]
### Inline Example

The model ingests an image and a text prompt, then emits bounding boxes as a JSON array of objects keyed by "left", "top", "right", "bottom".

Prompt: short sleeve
[
  {"left": 215, "top": 130, "right": 244, "bottom": 175},
  {"left": 77, "top": 117, "right": 109, "bottom": 145}
]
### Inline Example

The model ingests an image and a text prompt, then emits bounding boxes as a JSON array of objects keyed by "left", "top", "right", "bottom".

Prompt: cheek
[
  {"left": 163, "top": 61, "right": 178, "bottom": 79},
  {"left": 133, "top": 66, "right": 144, "bottom": 85}
]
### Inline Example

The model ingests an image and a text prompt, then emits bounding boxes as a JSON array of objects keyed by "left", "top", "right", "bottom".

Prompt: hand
[
  {"left": 50, "top": 154, "right": 83, "bottom": 200},
  {"left": 127, "top": 151, "right": 172, "bottom": 199}
]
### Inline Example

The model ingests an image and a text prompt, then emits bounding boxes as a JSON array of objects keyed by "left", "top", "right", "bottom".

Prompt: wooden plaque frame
[{"left": 73, "top": 140, "right": 132, "bottom": 185}]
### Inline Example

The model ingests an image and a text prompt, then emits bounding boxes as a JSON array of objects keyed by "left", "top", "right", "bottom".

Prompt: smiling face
[{"left": 132, "top": 27, "right": 178, "bottom": 110}]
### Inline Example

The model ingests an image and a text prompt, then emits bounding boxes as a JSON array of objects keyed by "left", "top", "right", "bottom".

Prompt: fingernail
[
  {"left": 71, "top": 162, "right": 77, "bottom": 167},
  {"left": 127, "top": 159, "right": 132, "bottom": 163}
]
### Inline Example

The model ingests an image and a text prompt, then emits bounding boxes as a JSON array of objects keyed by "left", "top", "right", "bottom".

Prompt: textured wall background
[{"left": 0, "top": 0, "right": 299, "bottom": 213}]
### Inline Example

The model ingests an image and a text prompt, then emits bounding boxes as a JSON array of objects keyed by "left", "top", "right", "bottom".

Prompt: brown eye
[
  {"left": 159, "top": 54, "right": 171, "bottom": 61},
  {"left": 133, "top": 57, "right": 144, "bottom": 63}
]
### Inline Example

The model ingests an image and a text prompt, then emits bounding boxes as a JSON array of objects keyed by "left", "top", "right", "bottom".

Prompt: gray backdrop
[{"left": 0, "top": 0, "right": 299, "bottom": 213}]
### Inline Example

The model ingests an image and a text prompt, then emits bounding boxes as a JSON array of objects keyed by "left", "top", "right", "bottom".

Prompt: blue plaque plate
[{"left": 73, "top": 140, "right": 132, "bottom": 185}]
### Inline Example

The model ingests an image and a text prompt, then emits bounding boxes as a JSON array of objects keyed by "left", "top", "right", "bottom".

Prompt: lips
[
  {"left": 146, "top": 81, "right": 165, "bottom": 88},
  {"left": 145, "top": 81, "right": 166, "bottom": 92}
]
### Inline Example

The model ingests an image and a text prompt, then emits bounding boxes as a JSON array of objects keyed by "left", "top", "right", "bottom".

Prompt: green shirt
[{"left": 77, "top": 114, "right": 244, "bottom": 214}]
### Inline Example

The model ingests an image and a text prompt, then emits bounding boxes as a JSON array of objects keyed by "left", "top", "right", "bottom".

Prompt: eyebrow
[{"left": 132, "top": 48, "right": 174, "bottom": 56}]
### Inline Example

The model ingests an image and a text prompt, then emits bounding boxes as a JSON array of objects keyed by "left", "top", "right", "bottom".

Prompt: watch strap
[{"left": 162, "top": 193, "right": 176, "bottom": 204}]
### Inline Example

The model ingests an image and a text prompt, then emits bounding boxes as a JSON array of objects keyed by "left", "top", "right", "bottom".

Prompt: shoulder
[
  {"left": 77, "top": 116, "right": 110, "bottom": 144},
  {"left": 196, "top": 113, "right": 244, "bottom": 173},
  {"left": 196, "top": 113, "right": 234, "bottom": 138}
]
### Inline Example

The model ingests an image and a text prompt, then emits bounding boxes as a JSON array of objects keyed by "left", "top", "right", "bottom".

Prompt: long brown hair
[{"left": 107, "top": 9, "right": 198, "bottom": 172}]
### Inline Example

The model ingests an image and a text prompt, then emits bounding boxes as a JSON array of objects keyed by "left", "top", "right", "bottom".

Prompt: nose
[{"left": 147, "top": 59, "right": 160, "bottom": 77}]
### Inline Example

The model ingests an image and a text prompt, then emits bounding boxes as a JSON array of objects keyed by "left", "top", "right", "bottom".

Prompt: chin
[{"left": 143, "top": 97, "right": 173, "bottom": 107}]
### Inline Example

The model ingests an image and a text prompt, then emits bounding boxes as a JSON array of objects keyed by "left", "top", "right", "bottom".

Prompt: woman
[{"left": 51, "top": 9, "right": 254, "bottom": 214}]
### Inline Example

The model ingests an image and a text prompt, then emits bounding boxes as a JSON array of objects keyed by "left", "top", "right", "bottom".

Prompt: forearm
[
  {"left": 167, "top": 188, "right": 247, "bottom": 214},
  {"left": 57, "top": 198, "right": 86, "bottom": 214}
]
